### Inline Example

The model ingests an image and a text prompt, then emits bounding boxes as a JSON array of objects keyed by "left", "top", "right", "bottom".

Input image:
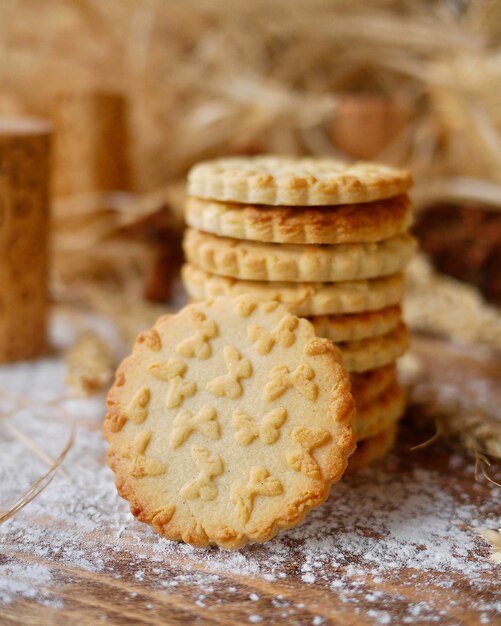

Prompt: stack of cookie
[{"left": 182, "top": 156, "right": 415, "bottom": 470}]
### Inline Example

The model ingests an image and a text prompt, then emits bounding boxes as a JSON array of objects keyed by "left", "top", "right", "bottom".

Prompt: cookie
[
  {"left": 345, "top": 425, "right": 397, "bottom": 475},
  {"left": 308, "top": 305, "right": 401, "bottom": 343},
  {"left": 338, "top": 322, "right": 409, "bottom": 373},
  {"left": 355, "top": 380, "right": 405, "bottom": 441},
  {"left": 184, "top": 194, "right": 413, "bottom": 245},
  {"left": 182, "top": 264, "right": 405, "bottom": 316},
  {"left": 104, "top": 296, "right": 355, "bottom": 549},
  {"left": 188, "top": 156, "right": 412, "bottom": 206},
  {"left": 350, "top": 364, "right": 397, "bottom": 408},
  {"left": 184, "top": 228, "right": 416, "bottom": 283}
]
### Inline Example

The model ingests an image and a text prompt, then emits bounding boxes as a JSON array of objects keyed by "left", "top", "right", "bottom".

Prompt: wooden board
[{"left": 0, "top": 330, "right": 500, "bottom": 626}]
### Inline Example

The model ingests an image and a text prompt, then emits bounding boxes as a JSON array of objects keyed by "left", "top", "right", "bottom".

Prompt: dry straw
[
  {"left": 2, "top": 0, "right": 500, "bottom": 302},
  {"left": 0, "top": 395, "right": 75, "bottom": 525},
  {"left": 65, "top": 330, "right": 114, "bottom": 397},
  {"left": 478, "top": 529, "right": 501, "bottom": 564},
  {"left": 0, "top": 427, "right": 74, "bottom": 525},
  {"left": 1, "top": 0, "right": 501, "bottom": 199},
  {"left": 402, "top": 255, "right": 501, "bottom": 477},
  {"left": 405, "top": 254, "right": 501, "bottom": 351},
  {"left": 409, "top": 394, "right": 501, "bottom": 479}
]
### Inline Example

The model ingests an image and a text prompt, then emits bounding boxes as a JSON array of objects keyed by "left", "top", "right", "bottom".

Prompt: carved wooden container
[
  {"left": 331, "top": 94, "right": 412, "bottom": 160},
  {"left": 0, "top": 117, "right": 52, "bottom": 361},
  {"left": 52, "top": 91, "right": 131, "bottom": 197}
]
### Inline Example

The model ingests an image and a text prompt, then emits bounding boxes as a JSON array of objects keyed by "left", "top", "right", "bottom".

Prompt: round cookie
[
  {"left": 184, "top": 194, "right": 413, "bottom": 245},
  {"left": 182, "top": 264, "right": 405, "bottom": 316},
  {"left": 308, "top": 305, "right": 402, "bottom": 343},
  {"left": 355, "top": 380, "right": 405, "bottom": 441},
  {"left": 345, "top": 425, "right": 397, "bottom": 475},
  {"left": 104, "top": 296, "right": 355, "bottom": 549},
  {"left": 350, "top": 364, "right": 397, "bottom": 408},
  {"left": 188, "top": 156, "right": 412, "bottom": 206},
  {"left": 338, "top": 322, "right": 409, "bottom": 373},
  {"left": 184, "top": 229, "right": 416, "bottom": 283}
]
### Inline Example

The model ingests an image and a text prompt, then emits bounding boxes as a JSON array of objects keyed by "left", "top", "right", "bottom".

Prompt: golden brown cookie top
[
  {"left": 308, "top": 306, "right": 402, "bottom": 343},
  {"left": 182, "top": 264, "right": 405, "bottom": 316},
  {"left": 188, "top": 156, "right": 412, "bottom": 206},
  {"left": 183, "top": 228, "right": 416, "bottom": 283},
  {"left": 104, "top": 296, "right": 355, "bottom": 549},
  {"left": 184, "top": 194, "right": 413, "bottom": 244}
]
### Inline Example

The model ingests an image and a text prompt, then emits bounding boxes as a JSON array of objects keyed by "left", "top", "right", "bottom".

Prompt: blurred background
[
  {"left": 1, "top": 0, "right": 500, "bottom": 327},
  {"left": 0, "top": 0, "right": 500, "bottom": 524}
]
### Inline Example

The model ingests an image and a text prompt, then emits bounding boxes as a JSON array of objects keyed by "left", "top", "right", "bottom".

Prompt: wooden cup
[
  {"left": 0, "top": 117, "right": 52, "bottom": 361},
  {"left": 52, "top": 91, "right": 131, "bottom": 197},
  {"left": 331, "top": 94, "right": 412, "bottom": 160}
]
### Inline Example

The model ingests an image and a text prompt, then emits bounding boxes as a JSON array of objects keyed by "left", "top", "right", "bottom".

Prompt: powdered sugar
[
  {"left": 0, "top": 313, "right": 499, "bottom": 624},
  {"left": 0, "top": 562, "right": 62, "bottom": 608}
]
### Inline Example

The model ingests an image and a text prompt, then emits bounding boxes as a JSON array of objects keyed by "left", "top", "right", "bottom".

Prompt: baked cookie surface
[
  {"left": 355, "top": 380, "right": 405, "bottom": 441},
  {"left": 188, "top": 156, "right": 412, "bottom": 206},
  {"left": 337, "top": 322, "right": 409, "bottom": 373},
  {"left": 345, "top": 425, "right": 397, "bottom": 475},
  {"left": 104, "top": 296, "right": 355, "bottom": 549},
  {"left": 308, "top": 305, "right": 401, "bottom": 343},
  {"left": 182, "top": 264, "right": 405, "bottom": 316},
  {"left": 184, "top": 228, "right": 416, "bottom": 283},
  {"left": 184, "top": 194, "right": 413, "bottom": 244},
  {"left": 350, "top": 364, "right": 397, "bottom": 407}
]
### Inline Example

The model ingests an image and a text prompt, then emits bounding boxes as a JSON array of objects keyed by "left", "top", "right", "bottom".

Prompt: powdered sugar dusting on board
[{"left": 0, "top": 313, "right": 500, "bottom": 625}]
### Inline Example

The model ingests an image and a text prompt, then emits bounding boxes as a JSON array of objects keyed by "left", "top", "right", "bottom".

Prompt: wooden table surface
[{"left": 1, "top": 328, "right": 500, "bottom": 626}]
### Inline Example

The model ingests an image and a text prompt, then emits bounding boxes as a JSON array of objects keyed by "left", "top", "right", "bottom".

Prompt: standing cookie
[{"left": 104, "top": 296, "right": 355, "bottom": 548}]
